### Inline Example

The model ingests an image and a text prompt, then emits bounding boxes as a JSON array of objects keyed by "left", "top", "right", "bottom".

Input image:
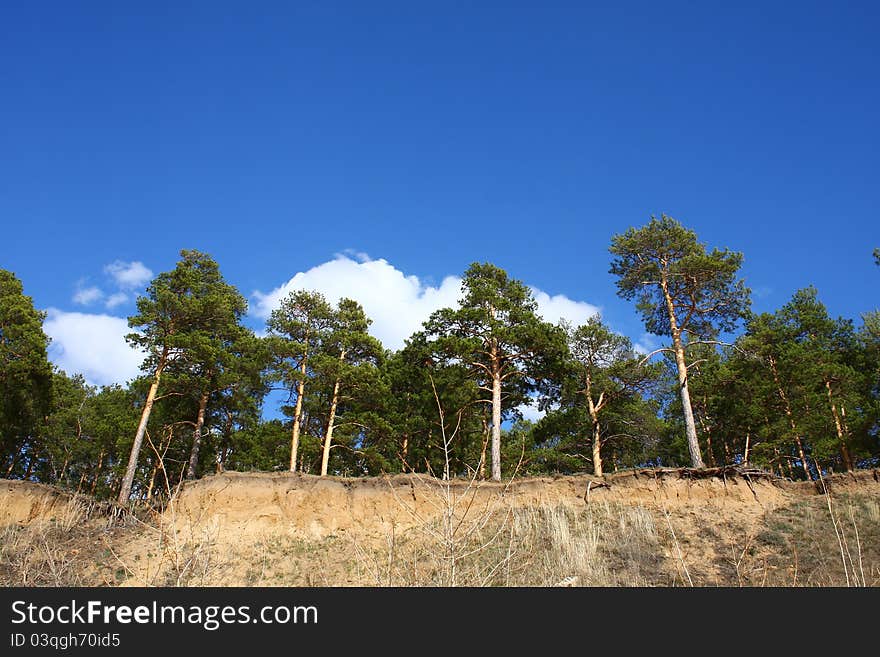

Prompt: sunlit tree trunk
[
  {"left": 824, "top": 379, "right": 854, "bottom": 471},
  {"left": 767, "top": 355, "right": 812, "bottom": 480},
  {"left": 146, "top": 460, "right": 159, "bottom": 502},
  {"left": 479, "top": 415, "right": 489, "bottom": 479},
  {"left": 90, "top": 449, "right": 105, "bottom": 496},
  {"left": 697, "top": 408, "right": 716, "bottom": 467},
  {"left": 660, "top": 273, "right": 704, "bottom": 468},
  {"left": 5, "top": 452, "right": 18, "bottom": 477},
  {"left": 320, "top": 350, "right": 346, "bottom": 477},
  {"left": 585, "top": 375, "right": 604, "bottom": 477},
  {"left": 289, "top": 336, "right": 309, "bottom": 472},
  {"left": 186, "top": 390, "right": 210, "bottom": 479},
  {"left": 24, "top": 452, "right": 36, "bottom": 479},
  {"left": 490, "top": 341, "right": 502, "bottom": 482},
  {"left": 400, "top": 434, "right": 409, "bottom": 472},
  {"left": 118, "top": 349, "right": 167, "bottom": 504}
]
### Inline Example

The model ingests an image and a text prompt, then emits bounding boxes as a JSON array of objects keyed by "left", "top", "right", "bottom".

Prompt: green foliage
[
  {"left": 609, "top": 215, "right": 750, "bottom": 339},
  {"left": 266, "top": 291, "right": 335, "bottom": 417},
  {"left": 372, "top": 334, "right": 486, "bottom": 476},
  {"left": 533, "top": 317, "right": 663, "bottom": 474},
  {"left": 0, "top": 270, "right": 53, "bottom": 477}
]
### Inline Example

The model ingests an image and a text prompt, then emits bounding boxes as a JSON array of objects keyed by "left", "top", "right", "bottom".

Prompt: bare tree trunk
[
  {"left": 146, "top": 460, "right": 158, "bottom": 502},
  {"left": 490, "top": 349, "right": 502, "bottom": 482},
  {"left": 479, "top": 415, "right": 489, "bottom": 479},
  {"left": 743, "top": 431, "right": 751, "bottom": 465},
  {"left": 673, "top": 339, "right": 703, "bottom": 468},
  {"left": 186, "top": 390, "right": 210, "bottom": 479},
  {"left": 591, "top": 418, "right": 603, "bottom": 477},
  {"left": 825, "top": 379, "right": 854, "bottom": 471},
  {"left": 400, "top": 434, "right": 409, "bottom": 472},
  {"left": 320, "top": 375, "right": 343, "bottom": 477},
  {"left": 58, "top": 454, "right": 70, "bottom": 484},
  {"left": 585, "top": 380, "right": 603, "bottom": 477},
  {"left": 767, "top": 355, "right": 812, "bottom": 480},
  {"left": 289, "top": 349, "right": 308, "bottom": 472},
  {"left": 24, "top": 452, "right": 36, "bottom": 479},
  {"left": 660, "top": 274, "right": 704, "bottom": 468},
  {"left": 697, "top": 408, "right": 716, "bottom": 467},
  {"left": 5, "top": 451, "right": 19, "bottom": 477},
  {"left": 90, "top": 449, "right": 104, "bottom": 496},
  {"left": 118, "top": 353, "right": 167, "bottom": 504}
]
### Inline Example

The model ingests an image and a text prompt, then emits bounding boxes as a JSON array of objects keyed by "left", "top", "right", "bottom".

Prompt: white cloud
[
  {"left": 516, "top": 402, "right": 547, "bottom": 423},
  {"left": 72, "top": 286, "right": 104, "bottom": 306},
  {"left": 529, "top": 288, "right": 600, "bottom": 327},
  {"left": 253, "top": 256, "right": 461, "bottom": 350},
  {"left": 43, "top": 309, "right": 144, "bottom": 386},
  {"left": 253, "top": 255, "right": 602, "bottom": 351},
  {"left": 104, "top": 261, "right": 153, "bottom": 289},
  {"left": 105, "top": 292, "right": 129, "bottom": 309}
]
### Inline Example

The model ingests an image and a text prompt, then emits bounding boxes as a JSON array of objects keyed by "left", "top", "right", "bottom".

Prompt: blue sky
[{"left": 2, "top": 2, "right": 878, "bottom": 389}]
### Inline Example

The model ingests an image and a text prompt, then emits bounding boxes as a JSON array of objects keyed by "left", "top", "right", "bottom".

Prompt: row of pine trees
[{"left": 2, "top": 216, "right": 878, "bottom": 504}]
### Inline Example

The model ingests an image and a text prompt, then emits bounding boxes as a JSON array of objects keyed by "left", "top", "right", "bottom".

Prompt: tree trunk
[
  {"left": 186, "top": 390, "right": 210, "bottom": 479},
  {"left": 400, "top": 434, "right": 409, "bottom": 472},
  {"left": 743, "top": 431, "right": 751, "bottom": 465},
  {"left": 479, "top": 415, "right": 489, "bottom": 479},
  {"left": 767, "top": 355, "right": 812, "bottom": 480},
  {"left": 825, "top": 379, "right": 854, "bottom": 472},
  {"left": 697, "top": 409, "right": 716, "bottom": 467},
  {"left": 118, "top": 353, "right": 166, "bottom": 505},
  {"left": 146, "top": 460, "right": 158, "bottom": 502},
  {"left": 585, "top": 380, "right": 603, "bottom": 477},
  {"left": 5, "top": 450, "right": 19, "bottom": 477},
  {"left": 660, "top": 274, "right": 704, "bottom": 468},
  {"left": 90, "top": 449, "right": 105, "bottom": 496},
  {"left": 490, "top": 351, "right": 503, "bottom": 482},
  {"left": 57, "top": 454, "right": 70, "bottom": 484},
  {"left": 320, "top": 374, "right": 343, "bottom": 477},
  {"left": 591, "top": 418, "right": 603, "bottom": 477},
  {"left": 673, "top": 339, "right": 703, "bottom": 468},
  {"left": 289, "top": 350, "right": 308, "bottom": 472}
]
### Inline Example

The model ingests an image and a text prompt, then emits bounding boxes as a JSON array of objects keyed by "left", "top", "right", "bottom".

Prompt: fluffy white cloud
[
  {"left": 529, "top": 288, "right": 600, "bottom": 327},
  {"left": 72, "top": 286, "right": 104, "bottom": 306},
  {"left": 43, "top": 309, "right": 144, "bottom": 386},
  {"left": 104, "top": 261, "right": 153, "bottom": 289},
  {"left": 253, "top": 256, "right": 462, "bottom": 350},
  {"left": 105, "top": 292, "right": 129, "bottom": 309},
  {"left": 516, "top": 402, "right": 546, "bottom": 423},
  {"left": 252, "top": 255, "right": 602, "bottom": 351}
]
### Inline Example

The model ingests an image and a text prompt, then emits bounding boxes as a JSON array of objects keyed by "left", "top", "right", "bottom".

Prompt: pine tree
[
  {"left": 0, "top": 269, "right": 53, "bottom": 478},
  {"left": 119, "top": 250, "right": 242, "bottom": 503},
  {"left": 609, "top": 215, "right": 750, "bottom": 468},
  {"left": 425, "top": 263, "right": 565, "bottom": 481},
  {"left": 562, "top": 317, "right": 661, "bottom": 475}
]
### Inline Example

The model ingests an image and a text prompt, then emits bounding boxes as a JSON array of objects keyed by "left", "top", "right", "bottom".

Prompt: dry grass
[
  {"left": 2, "top": 479, "right": 878, "bottom": 587},
  {"left": 0, "top": 495, "right": 133, "bottom": 586}
]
